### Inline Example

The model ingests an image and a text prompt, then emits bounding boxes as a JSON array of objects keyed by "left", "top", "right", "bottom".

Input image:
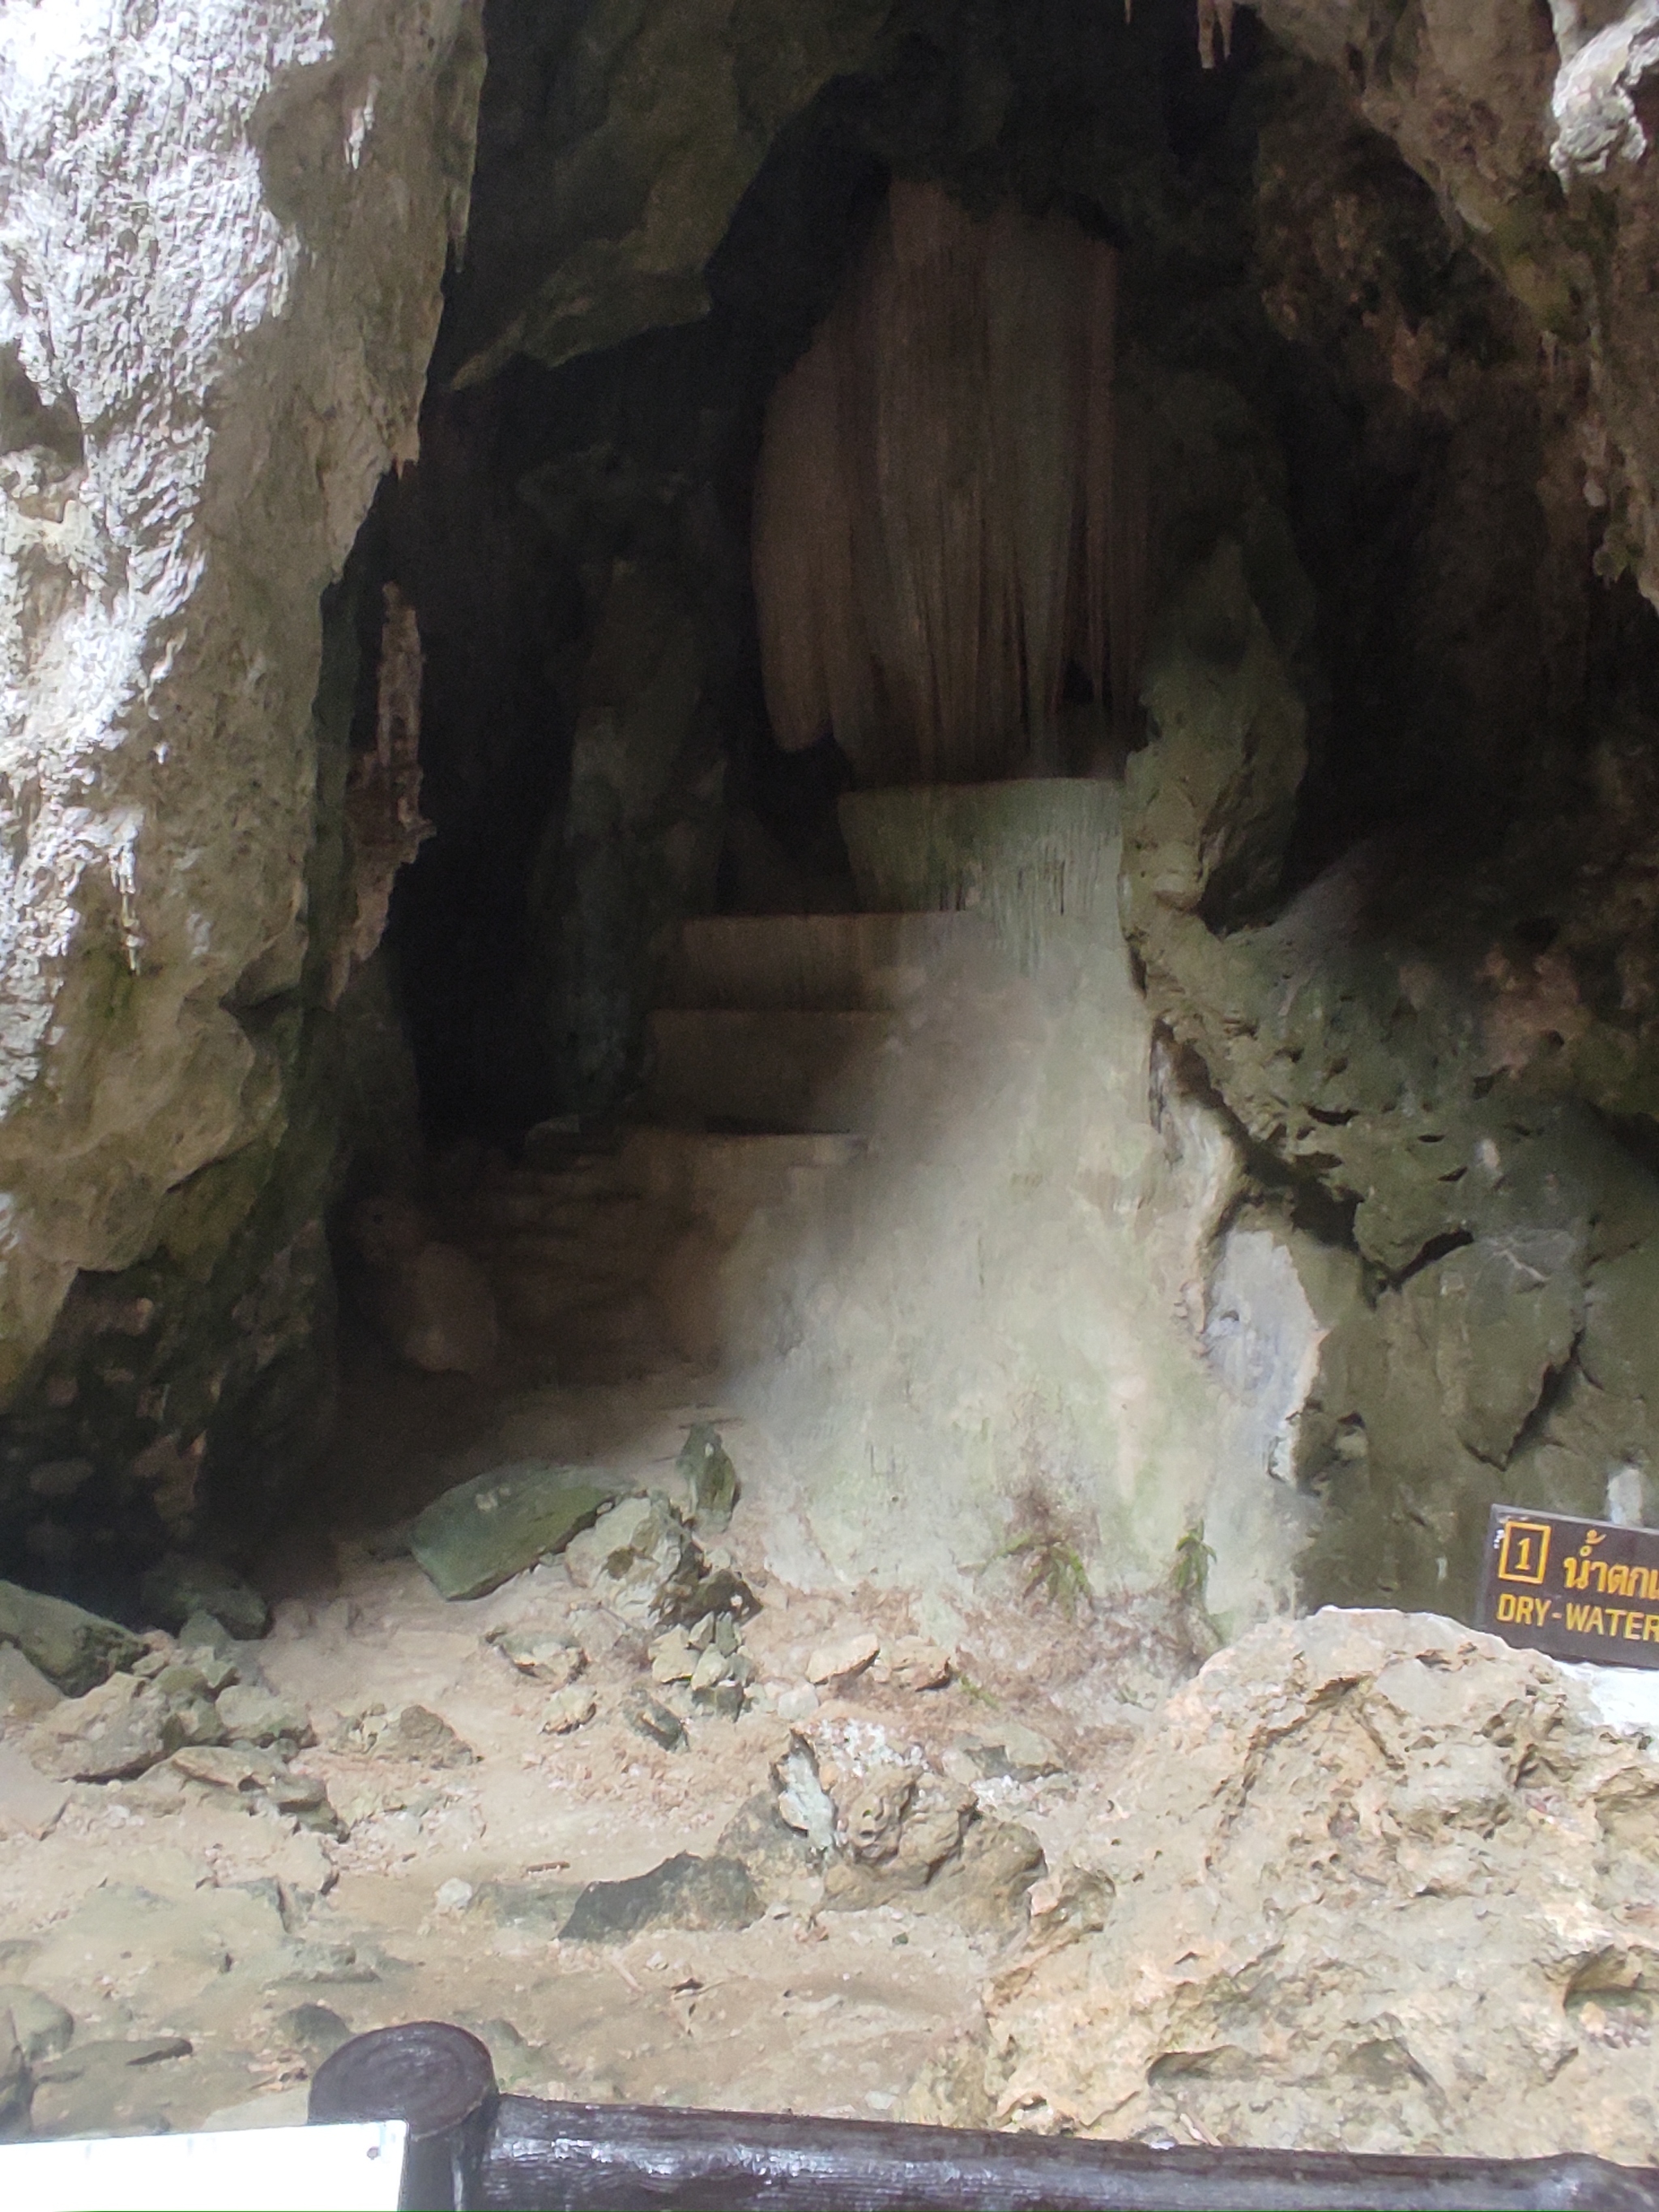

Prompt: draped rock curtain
[{"left": 752, "top": 179, "right": 1145, "bottom": 787}]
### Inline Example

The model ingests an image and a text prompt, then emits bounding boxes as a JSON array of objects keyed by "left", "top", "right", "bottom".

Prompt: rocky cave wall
[
  {"left": 0, "top": 0, "right": 483, "bottom": 1598},
  {"left": 6, "top": 0, "right": 1659, "bottom": 1626}
]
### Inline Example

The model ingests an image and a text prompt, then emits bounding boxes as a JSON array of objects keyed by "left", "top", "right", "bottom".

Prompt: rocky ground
[
  {"left": 0, "top": 1354, "right": 1202, "bottom": 2144},
  {"left": 0, "top": 1355, "right": 1655, "bottom": 2159}
]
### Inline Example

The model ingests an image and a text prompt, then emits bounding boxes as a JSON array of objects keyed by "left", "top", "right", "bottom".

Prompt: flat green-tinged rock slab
[
  {"left": 0, "top": 1580, "right": 144, "bottom": 1696},
  {"left": 560, "top": 1853, "right": 761, "bottom": 1942},
  {"left": 410, "top": 1463, "right": 614, "bottom": 1600}
]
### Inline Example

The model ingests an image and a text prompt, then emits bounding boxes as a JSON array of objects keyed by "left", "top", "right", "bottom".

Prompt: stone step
[
  {"left": 667, "top": 912, "right": 993, "bottom": 1012},
  {"left": 458, "top": 1191, "right": 659, "bottom": 1238},
  {"left": 447, "top": 1127, "right": 871, "bottom": 1376},
  {"left": 644, "top": 1010, "right": 898, "bottom": 1133}
]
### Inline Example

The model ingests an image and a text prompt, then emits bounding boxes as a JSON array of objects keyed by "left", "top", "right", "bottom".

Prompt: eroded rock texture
[
  {"left": 911, "top": 1609, "right": 1659, "bottom": 2162},
  {"left": 0, "top": 2, "right": 480, "bottom": 1566}
]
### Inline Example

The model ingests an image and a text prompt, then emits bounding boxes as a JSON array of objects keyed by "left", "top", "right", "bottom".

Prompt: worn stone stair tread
[
  {"left": 670, "top": 910, "right": 996, "bottom": 1011},
  {"left": 646, "top": 1008, "right": 898, "bottom": 1133},
  {"left": 465, "top": 1217, "right": 663, "bottom": 1251}
]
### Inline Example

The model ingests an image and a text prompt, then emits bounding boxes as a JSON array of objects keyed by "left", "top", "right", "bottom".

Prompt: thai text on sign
[{"left": 1477, "top": 1504, "right": 1659, "bottom": 1669}]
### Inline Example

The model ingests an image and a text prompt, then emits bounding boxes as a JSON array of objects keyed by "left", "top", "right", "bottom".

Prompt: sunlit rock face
[
  {"left": 909, "top": 1608, "right": 1659, "bottom": 2161},
  {"left": 0, "top": 6, "right": 480, "bottom": 1394}
]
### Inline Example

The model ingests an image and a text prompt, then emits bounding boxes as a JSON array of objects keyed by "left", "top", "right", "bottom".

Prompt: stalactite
[
  {"left": 1196, "top": 0, "right": 1237, "bottom": 70},
  {"left": 753, "top": 181, "right": 1145, "bottom": 786}
]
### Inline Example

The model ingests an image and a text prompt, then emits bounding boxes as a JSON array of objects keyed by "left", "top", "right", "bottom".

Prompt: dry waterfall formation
[{"left": 0, "top": 0, "right": 1657, "bottom": 2179}]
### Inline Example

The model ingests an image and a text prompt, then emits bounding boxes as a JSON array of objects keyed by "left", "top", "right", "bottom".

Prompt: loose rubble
[
  {"left": 0, "top": 1422, "right": 1116, "bottom": 2143},
  {"left": 9, "top": 1407, "right": 1647, "bottom": 2169}
]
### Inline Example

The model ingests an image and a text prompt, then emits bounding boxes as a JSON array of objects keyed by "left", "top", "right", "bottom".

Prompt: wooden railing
[{"left": 308, "top": 2022, "right": 1659, "bottom": 2212}]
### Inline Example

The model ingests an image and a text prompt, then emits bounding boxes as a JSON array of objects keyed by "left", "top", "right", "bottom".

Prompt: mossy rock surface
[
  {"left": 409, "top": 1462, "right": 616, "bottom": 1600},
  {"left": 0, "top": 1580, "right": 144, "bottom": 1697}
]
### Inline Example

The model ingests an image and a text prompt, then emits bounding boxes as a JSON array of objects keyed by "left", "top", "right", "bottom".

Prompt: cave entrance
[
  {"left": 313, "top": 0, "right": 1659, "bottom": 1628},
  {"left": 366, "top": 0, "right": 1270, "bottom": 1155}
]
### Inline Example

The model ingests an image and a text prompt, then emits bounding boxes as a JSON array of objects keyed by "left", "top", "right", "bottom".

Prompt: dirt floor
[{"left": 0, "top": 1333, "right": 1201, "bottom": 2141}]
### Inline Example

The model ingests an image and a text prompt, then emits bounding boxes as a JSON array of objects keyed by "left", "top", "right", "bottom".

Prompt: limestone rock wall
[
  {"left": 0, "top": 5, "right": 482, "bottom": 1468},
  {"left": 909, "top": 1608, "right": 1659, "bottom": 2160},
  {"left": 436, "top": 0, "right": 893, "bottom": 386},
  {"left": 1249, "top": 0, "right": 1659, "bottom": 607}
]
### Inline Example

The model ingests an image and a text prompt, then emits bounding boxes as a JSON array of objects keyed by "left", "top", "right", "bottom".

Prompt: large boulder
[{"left": 910, "top": 1609, "right": 1659, "bottom": 2163}]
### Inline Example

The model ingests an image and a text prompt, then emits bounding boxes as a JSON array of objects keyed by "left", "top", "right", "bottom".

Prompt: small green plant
[
  {"left": 1172, "top": 1520, "right": 1217, "bottom": 1608},
  {"left": 1172, "top": 1519, "right": 1222, "bottom": 1660},
  {"left": 1008, "top": 1529, "right": 1092, "bottom": 1617},
  {"left": 973, "top": 1528, "right": 1092, "bottom": 1619},
  {"left": 949, "top": 1669, "right": 999, "bottom": 1707}
]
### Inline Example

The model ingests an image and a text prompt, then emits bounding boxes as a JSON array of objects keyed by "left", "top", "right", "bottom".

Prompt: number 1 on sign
[{"left": 1496, "top": 1519, "right": 1551, "bottom": 1586}]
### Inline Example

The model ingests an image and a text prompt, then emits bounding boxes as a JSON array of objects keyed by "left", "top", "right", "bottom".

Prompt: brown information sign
[{"left": 1477, "top": 1504, "right": 1659, "bottom": 1669}]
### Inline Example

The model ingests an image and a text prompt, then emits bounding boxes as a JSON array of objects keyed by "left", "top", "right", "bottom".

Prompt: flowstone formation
[{"left": 909, "top": 1609, "right": 1659, "bottom": 2163}]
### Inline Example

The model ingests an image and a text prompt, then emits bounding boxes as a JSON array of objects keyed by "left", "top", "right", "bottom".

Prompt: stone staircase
[{"left": 445, "top": 785, "right": 1110, "bottom": 1380}]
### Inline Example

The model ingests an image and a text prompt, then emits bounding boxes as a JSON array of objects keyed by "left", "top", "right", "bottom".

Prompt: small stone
[
  {"left": 689, "top": 1645, "right": 731, "bottom": 1694},
  {"left": 0, "top": 1579, "right": 144, "bottom": 1695},
  {"left": 0, "top": 1986, "right": 73, "bottom": 2067},
  {"left": 773, "top": 1681, "right": 819, "bottom": 1723},
  {"left": 651, "top": 1560, "right": 760, "bottom": 1633},
  {"left": 628, "top": 1696, "right": 687, "bottom": 1751},
  {"left": 34, "top": 2033, "right": 192, "bottom": 2082},
  {"left": 649, "top": 1627, "right": 697, "bottom": 1684},
  {"left": 171, "top": 1743, "right": 280, "bottom": 1791},
  {"left": 265, "top": 1769, "right": 339, "bottom": 1831},
  {"left": 677, "top": 1423, "right": 738, "bottom": 1533},
  {"left": 377, "top": 1704, "right": 476, "bottom": 1767},
  {"left": 177, "top": 1609, "right": 238, "bottom": 1661},
  {"left": 434, "top": 1878, "right": 475, "bottom": 1915},
  {"left": 0, "top": 1646, "right": 61, "bottom": 1721},
  {"left": 488, "top": 1627, "right": 586, "bottom": 1689},
  {"left": 805, "top": 1631, "right": 881, "bottom": 1687},
  {"left": 774, "top": 1737, "right": 837, "bottom": 1856},
  {"left": 0, "top": 2010, "right": 28, "bottom": 2142},
  {"left": 566, "top": 1497, "right": 697, "bottom": 1625},
  {"left": 542, "top": 1684, "right": 598, "bottom": 1735},
  {"left": 28, "top": 1673, "right": 174, "bottom": 1781},
  {"left": 410, "top": 1462, "right": 613, "bottom": 1602},
  {"left": 887, "top": 1635, "right": 952, "bottom": 1691},
  {"left": 915, "top": 1817, "right": 1047, "bottom": 1932},
  {"left": 279, "top": 1940, "right": 381, "bottom": 1986},
  {"left": 153, "top": 1661, "right": 211, "bottom": 1702},
  {"left": 953, "top": 1720, "right": 1064, "bottom": 1782},
  {"left": 472, "top": 1879, "right": 582, "bottom": 1933},
  {"left": 178, "top": 1648, "right": 239, "bottom": 1695},
  {"left": 694, "top": 1681, "right": 746, "bottom": 1720},
  {"left": 166, "top": 1694, "right": 227, "bottom": 1750},
  {"left": 560, "top": 1853, "right": 761, "bottom": 1942},
  {"left": 274, "top": 2002, "right": 352, "bottom": 2061},
  {"left": 215, "top": 1684, "right": 312, "bottom": 1750},
  {"left": 139, "top": 1554, "right": 269, "bottom": 1640},
  {"left": 0, "top": 1746, "right": 68, "bottom": 1839},
  {"left": 686, "top": 1613, "right": 717, "bottom": 1652}
]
